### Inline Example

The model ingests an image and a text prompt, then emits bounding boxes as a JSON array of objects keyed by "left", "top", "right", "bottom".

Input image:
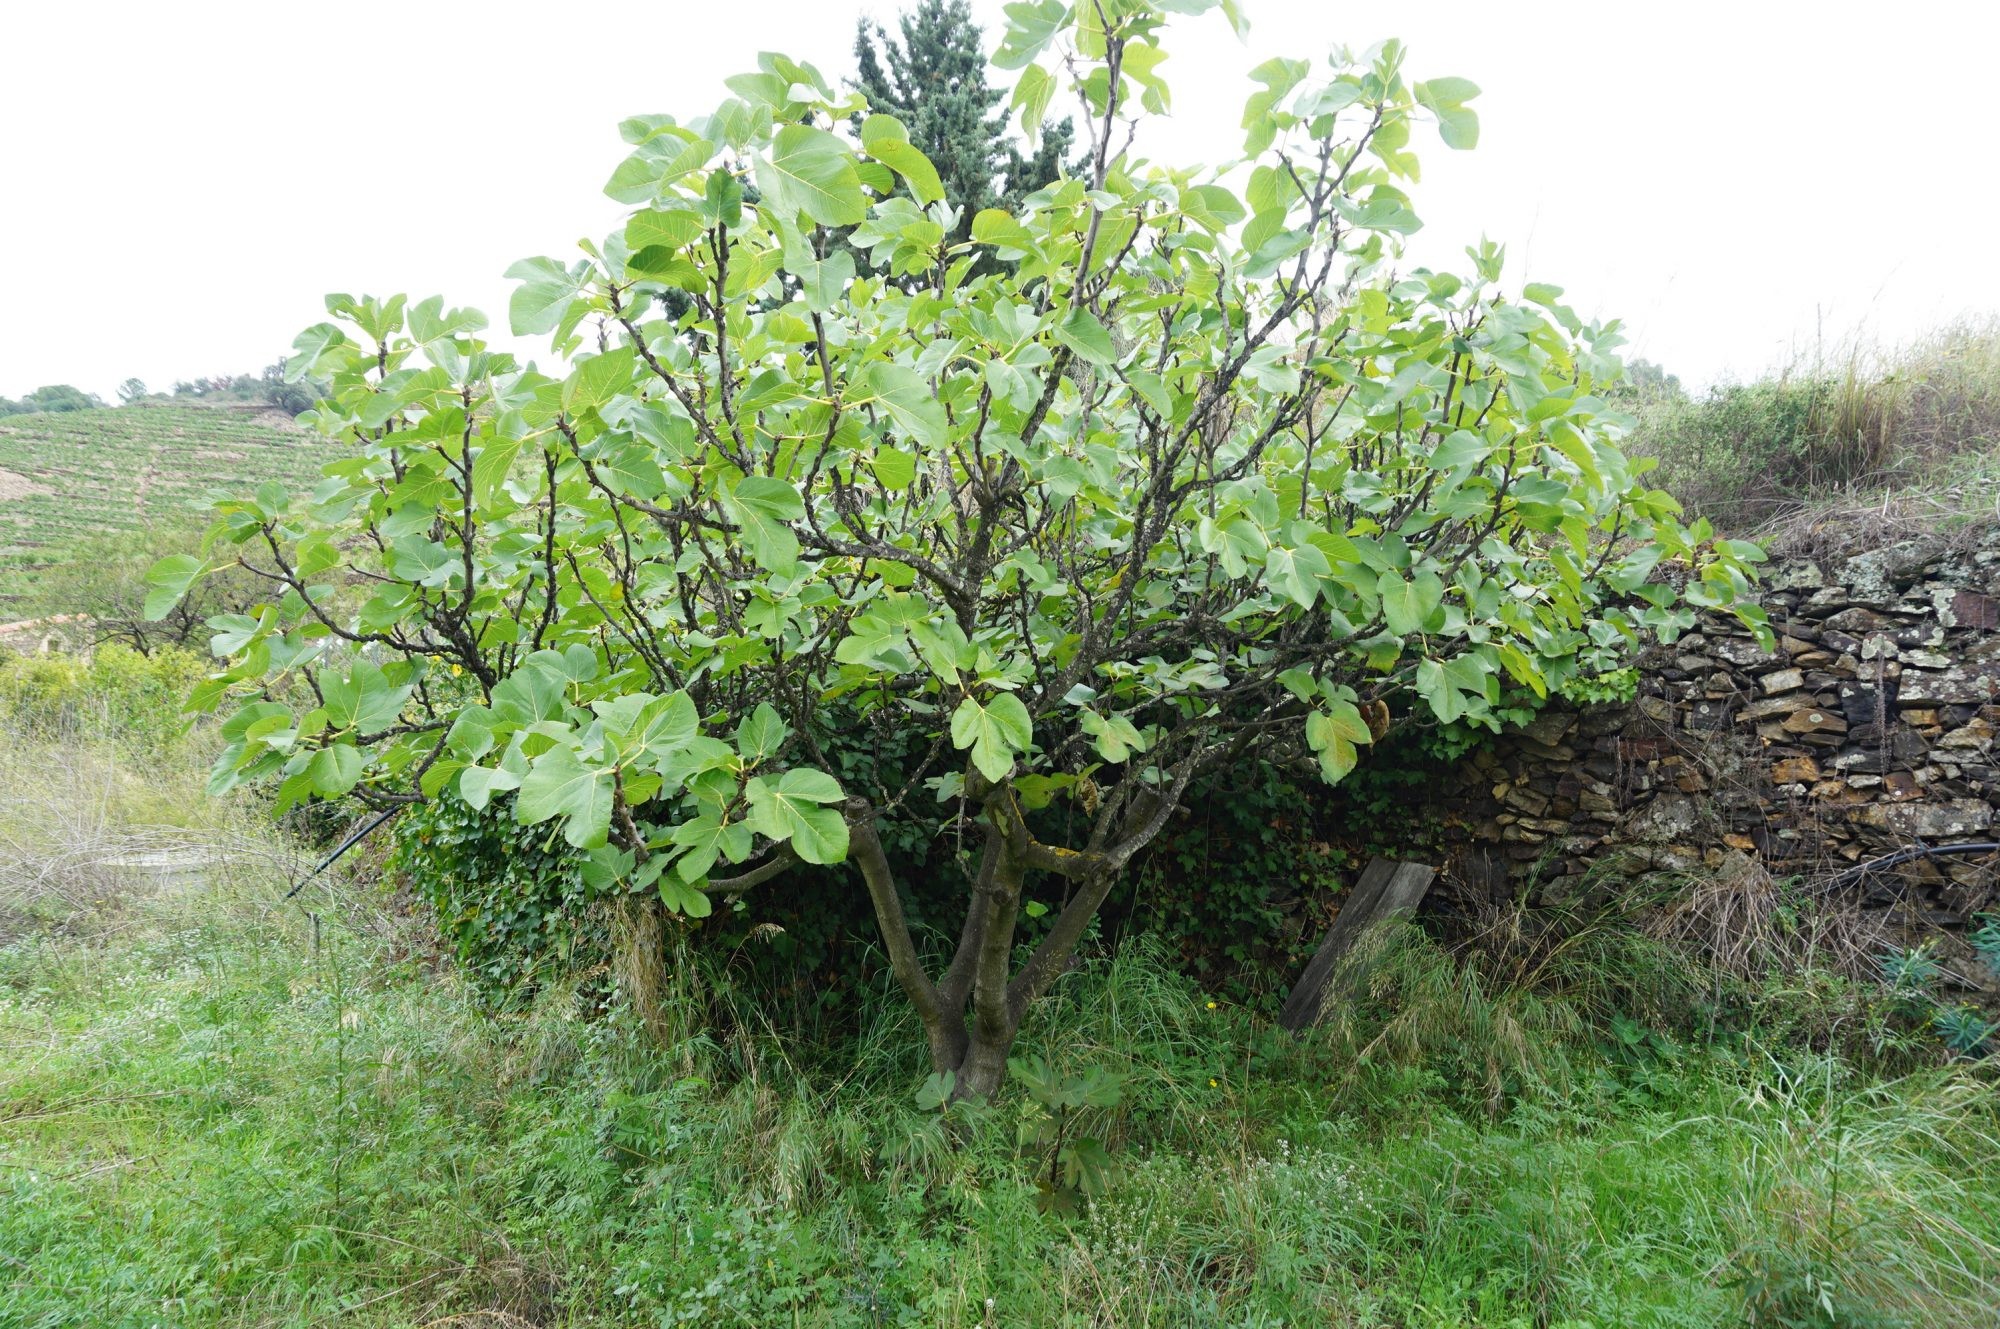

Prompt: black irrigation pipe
[
  {"left": 1810, "top": 841, "right": 2000, "bottom": 897},
  {"left": 281, "top": 806, "right": 404, "bottom": 901}
]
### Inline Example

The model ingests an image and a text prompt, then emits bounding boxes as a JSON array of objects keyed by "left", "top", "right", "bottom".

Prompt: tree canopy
[
  {"left": 853, "top": 0, "right": 1075, "bottom": 239},
  {"left": 153, "top": 0, "right": 1764, "bottom": 1096},
  {"left": 0, "top": 384, "right": 102, "bottom": 417}
]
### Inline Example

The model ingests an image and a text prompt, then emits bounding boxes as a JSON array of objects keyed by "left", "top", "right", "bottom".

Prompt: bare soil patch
[{"left": 0, "top": 468, "right": 52, "bottom": 502}]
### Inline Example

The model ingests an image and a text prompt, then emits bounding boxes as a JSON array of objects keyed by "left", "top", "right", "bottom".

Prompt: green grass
[
  {"left": 1627, "top": 318, "right": 2000, "bottom": 538},
  {"left": 3, "top": 717, "right": 1998, "bottom": 1326},
  {"left": 0, "top": 402, "right": 322, "bottom": 616}
]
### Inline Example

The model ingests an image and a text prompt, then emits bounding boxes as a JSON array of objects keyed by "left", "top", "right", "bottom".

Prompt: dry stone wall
[{"left": 1431, "top": 526, "right": 2000, "bottom": 940}]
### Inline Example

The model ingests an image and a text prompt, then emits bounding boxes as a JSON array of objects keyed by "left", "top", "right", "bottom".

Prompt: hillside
[
  {"left": 0, "top": 402, "right": 323, "bottom": 615},
  {"left": 1627, "top": 319, "right": 2000, "bottom": 543}
]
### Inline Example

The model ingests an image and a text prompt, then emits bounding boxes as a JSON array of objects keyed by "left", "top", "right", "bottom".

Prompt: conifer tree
[{"left": 853, "top": 0, "right": 1074, "bottom": 238}]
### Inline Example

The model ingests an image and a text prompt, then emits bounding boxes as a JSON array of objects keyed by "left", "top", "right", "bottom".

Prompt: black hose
[
  {"left": 1811, "top": 841, "right": 2000, "bottom": 896},
  {"left": 281, "top": 806, "right": 403, "bottom": 901}
]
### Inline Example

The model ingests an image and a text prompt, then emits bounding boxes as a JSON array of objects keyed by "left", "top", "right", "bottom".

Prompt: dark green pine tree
[{"left": 853, "top": 0, "right": 1076, "bottom": 240}]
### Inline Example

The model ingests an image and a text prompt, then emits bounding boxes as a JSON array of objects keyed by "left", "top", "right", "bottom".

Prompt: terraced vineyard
[{"left": 0, "top": 402, "right": 323, "bottom": 615}]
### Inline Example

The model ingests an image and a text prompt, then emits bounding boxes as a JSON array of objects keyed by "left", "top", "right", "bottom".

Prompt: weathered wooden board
[{"left": 1278, "top": 857, "right": 1437, "bottom": 1032}]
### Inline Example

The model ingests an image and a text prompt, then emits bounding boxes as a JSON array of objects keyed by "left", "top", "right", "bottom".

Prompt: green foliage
[
  {"left": 1609, "top": 356, "right": 1685, "bottom": 404},
  {"left": 1006, "top": 1052, "right": 1125, "bottom": 1212},
  {"left": 391, "top": 789, "right": 600, "bottom": 992},
  {"left": 852, "top": 0, "right": 1078, "bottom": 243},
  {"left": 1561, "top": 664, "right": 1639, "bottom": 706},
  {"left": 1629, "top": 318, "right": 2000, "bottom": 532},
  {"left": 0, "top": 642, "right": 207, "bottom": 752},
  {"left": 157, "top": 2, "right": 1761, "bottom": 1092},
  {"left": 167, "top": 359, "right": 322, "bottom": 415},
  {"left": 1931, "top": 1005, "right": 1996, "bottom": 1058},
  {"left": 1869, "top": 944, "right": 1995, "bottom": 1061},
  {"left": 8, "top": 858, "right": 2000, "bottom": 1328},
  {"left": 1121, "top": 762, "right": 1351, "bottom": 1007},
  {"left": 1881, "top": 944, "right": 1944, "bottom": 1011},
  {"left": 27, "top": 522, "right": 270, "bottom": 655},
  {"left": 1629, "top": 377, "right": 1889, "bottom": 529},
  {"left": 1968, "top": 914, "right": 2000, "bottom": 981},
  {"left": 0, "top": 383, "right": 103, "bottom": 416}
]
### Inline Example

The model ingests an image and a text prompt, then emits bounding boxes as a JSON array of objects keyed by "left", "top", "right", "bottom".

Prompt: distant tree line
[
  {"left": 133, "top": 358, "right": 320, "bottom": 416},
  {"left": 0, "top": 384, "right": 104, "bottom": 417},
  {"left": 2, "top": 357, "right": 320, "bottom": 420}
]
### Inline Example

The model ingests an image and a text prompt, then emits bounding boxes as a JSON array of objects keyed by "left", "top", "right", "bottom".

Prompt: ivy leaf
[
  {"left": 515, "top": 745, "right": 614, "bottom": 850},
  {"left": 950, "top": 693, "right": 1033, "bottom": 783}
]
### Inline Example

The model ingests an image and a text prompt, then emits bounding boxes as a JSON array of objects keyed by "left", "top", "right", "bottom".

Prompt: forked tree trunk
[{"left": 846, "top": 795, "right": 1135, "bottom": 1101}]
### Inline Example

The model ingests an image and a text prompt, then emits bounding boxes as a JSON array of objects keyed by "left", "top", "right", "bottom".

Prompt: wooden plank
[{"left": 1278, "top": 857, "right": 1437, "bottom": 1032}]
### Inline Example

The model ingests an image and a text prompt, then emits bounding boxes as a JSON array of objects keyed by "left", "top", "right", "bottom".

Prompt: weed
[{"left": 1628, "top": 317, "right": 2000, "bottom": 537}]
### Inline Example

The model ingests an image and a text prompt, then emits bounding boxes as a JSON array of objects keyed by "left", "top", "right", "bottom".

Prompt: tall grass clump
[{"left": 1629, "top": 317, "right": 2000, "bottom": 535}]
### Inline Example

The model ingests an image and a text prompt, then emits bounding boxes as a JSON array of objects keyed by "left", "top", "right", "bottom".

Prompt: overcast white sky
[{"left": 3, "top": 1, "right": 1996, "bottom": 401}]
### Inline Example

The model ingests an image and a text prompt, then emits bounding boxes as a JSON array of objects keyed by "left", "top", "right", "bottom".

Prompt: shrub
[
  {"left": 10, "top": 384, "right": 103, "bottom": 414},
  {"left": 29, "top": 522, "right": 269, "bottom": 655},
  {"left": 0, "top": 643, "right": 206, "bottom": 751},
  {"left": 1631, "top": 318, "right": 2000, "bottom": 532},
  {"left": 392, "top": 788, "right": 600, "bottom": 992},
  {"left": 157, "top": 2, "right": 1762, "bottom": 1098},
  {"left": 1631, "top": 377, "right": 1893, "bottom": 529}
]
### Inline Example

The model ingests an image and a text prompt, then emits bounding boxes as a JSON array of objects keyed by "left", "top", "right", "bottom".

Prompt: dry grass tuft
[
  {"left": 0, "top": 736, "right": 295, "bottom": 939},
  {"left": 1631, "top": 317, "right": 2000, "bottom": 538},
  {"left": 1647, "top": 851, "right": 1894, "bottom": 986}
]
